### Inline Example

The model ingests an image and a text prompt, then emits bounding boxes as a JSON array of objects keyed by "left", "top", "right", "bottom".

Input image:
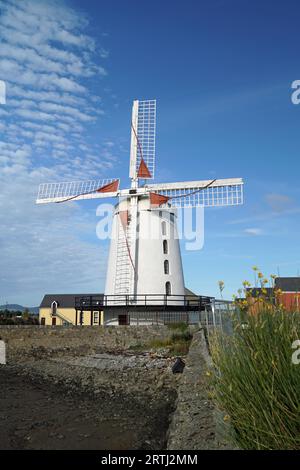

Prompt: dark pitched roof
[
  {"left": 184, "top": 287, "right": 197, "bottom": 297},
  {"left": 275, "top": 277, "right": 300, "bottom": 292},
  {"left": 245, "top": 278, "right": 300, "bottom": 295},
  {"left": 40, "top": 294, "right": 103, "bottom": 308}
]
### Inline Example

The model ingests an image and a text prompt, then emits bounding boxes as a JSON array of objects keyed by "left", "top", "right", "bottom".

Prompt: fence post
[
  {"left": 212, "top": 299, "right": 216, "bottom": 329},
  {"left": 205, "top": 308, "right": 209, "bottom": 337},
  {"left": 219, "top": 306, "right": 223, "bottom": 331}
]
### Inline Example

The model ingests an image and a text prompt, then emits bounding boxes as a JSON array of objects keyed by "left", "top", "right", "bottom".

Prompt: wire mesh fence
[
  {"left": 199, "top": 300, "right": 235, "bottom": 336},
  {"left": 102, "top": 300, "right": 236, "bottom": 329}
]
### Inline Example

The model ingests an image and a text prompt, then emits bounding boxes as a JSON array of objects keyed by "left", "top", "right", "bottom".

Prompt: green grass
[
  {"left": 167, "top": 322, "right": 189, "bottom": 332},
  {"left": 210, "top": 307, "right": 300, "bottom": 449},
  {"left": 128, "top": 341, "right": 147, "bottom": 351},
  {"left": 128, "top": 323, "right": 193, "bottom": 355},
  {"left": 148, "top": 326, "right": 193, "bottom": 355}
]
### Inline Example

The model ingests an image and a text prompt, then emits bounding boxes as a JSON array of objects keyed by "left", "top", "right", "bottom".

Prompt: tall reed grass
[{"left": 211, "top": 285, "right": 300, "bottom": 449}]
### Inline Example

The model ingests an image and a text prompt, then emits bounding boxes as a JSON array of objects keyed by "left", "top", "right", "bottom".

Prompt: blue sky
[{"left": 1, "top": 0, "right": 300, "bottom": 305}]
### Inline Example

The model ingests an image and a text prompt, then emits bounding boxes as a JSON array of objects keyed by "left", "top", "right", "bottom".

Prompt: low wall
[
  {"left": 0, "top": 325, "right": 170, "bottom": 361},
  {"left": 167, "top": 329, "right": 233, "bottom": 450}
]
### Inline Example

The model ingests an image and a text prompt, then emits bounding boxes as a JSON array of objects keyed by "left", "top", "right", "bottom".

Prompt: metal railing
[
  {"left": 52, "top": 309, "right": 73, "bottom": 326},
  {"left": 199, "top": 299, "right": 235, "bottom": 335},
  {"left": 75, "top": 294, "right": 213, "bottom": 310}
]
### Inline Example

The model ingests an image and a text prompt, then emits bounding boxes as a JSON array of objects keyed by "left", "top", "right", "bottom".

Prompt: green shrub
[
  {"left": 171, "top": 330, "right": 192, "bottom": 343},
  {"left": 148, "top": 328, "right": 193, "bottom": 355},
  {"left": 210, "top": 307, "right": 300, "bottom": 449},
  {"left": 167, "top": 322, "right": 188, "bottom": 332}
]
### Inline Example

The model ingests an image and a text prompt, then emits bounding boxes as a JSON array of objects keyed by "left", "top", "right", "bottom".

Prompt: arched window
[
  {"left": 166, "top": 282, "right": 171, "bottom": 296},
  {"left": 164, "top": 260, "right": 169, "bottom": 274},
  {"left": 162, "top": 221, "right": 167, "bottom": 236},
  {"left": 51, "top": 301, "right": 57, "bottom": 316},
  {"left": 163, "top": 239, "right": 168, "bottom": 254}
]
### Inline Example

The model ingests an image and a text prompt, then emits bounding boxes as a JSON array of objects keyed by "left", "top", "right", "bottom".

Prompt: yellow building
[
  {"left": 39, "top": 294, "right": 104, "bottom": 326},
  {"left": 39, "top": 288, "right": 206, "bottom": 326}
]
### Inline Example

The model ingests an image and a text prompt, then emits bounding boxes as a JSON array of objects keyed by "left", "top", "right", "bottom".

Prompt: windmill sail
[
  {"left": 129, "top": 99, "right": 156, "bottom": 180},
  {"left": 36, "top": 178, "right": 120, "bottom": 204},
  {"left": 146, "top": 178, "right": 243, "bottom": 208},
  {"left": 36, "top": 96, "right": 245, "bottom": 307}
]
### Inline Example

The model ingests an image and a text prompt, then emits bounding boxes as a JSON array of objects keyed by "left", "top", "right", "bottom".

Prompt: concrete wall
[
  {"left": 167, "top": 329, "right": 234, "bottom": 450},
  {"left": 0, "top": 325, "right": 171, "bottom": 362}
]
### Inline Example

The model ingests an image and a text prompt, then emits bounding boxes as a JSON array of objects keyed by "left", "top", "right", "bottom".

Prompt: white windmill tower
[{"left": 36, "top": 99, "right": 243, "bottom": 307}]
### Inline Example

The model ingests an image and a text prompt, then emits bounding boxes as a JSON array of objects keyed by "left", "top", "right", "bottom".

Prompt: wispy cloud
[
  {"left": 244, "top": 228, "right": 264, "bottom": 236},
  {"left": 0, "top": 0, "right": 116, "bottom": 304},
  {"left": 229, "top": 191, "right": 300, "bottom": 226},
  {"left": 265, "top": 193, "right": 294, "bottom": 213}
]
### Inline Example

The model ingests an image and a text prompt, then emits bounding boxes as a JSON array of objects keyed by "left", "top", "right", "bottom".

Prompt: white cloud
[
  {"left": 0, "top": 0, "right": 115, "bottom": 305},
  {"left": 0, "top": 165, "right": 108, "bottom": 306},
  {"left": 244, "top": 228, "right": 264, "bottom": 236},
  {"left": 265, "top": 193, "right": 294, "bottom": 213},
  {"left": 0, "top": 58, "right": 88, "bottom": 92},
  {"left": 8, "top": 84, "right": 91, "bottom": 108}
]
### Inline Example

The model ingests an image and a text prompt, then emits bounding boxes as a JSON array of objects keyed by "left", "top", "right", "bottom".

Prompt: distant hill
[{"left": 0, "top": 304, "right": 39, "bottom": 314}]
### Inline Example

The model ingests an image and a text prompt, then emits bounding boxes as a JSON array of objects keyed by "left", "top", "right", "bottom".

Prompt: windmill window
[
  {"left": 51, "top": 301, "right": 57, "bottom": 316},
  {"left": 163, "top": 239, "right": 168, "bottom": 254},
  {"left": 164, "top": 260, "right": 170, "bottom": 275},
  {"left": 159, "top": 211, "right": 162, "bottom": 217},
  {"left": 166, "top": 282, "right": 171, "bottom": 296},
  {"left": 162, "top": 221, "right": 167, "bottom": 236}
]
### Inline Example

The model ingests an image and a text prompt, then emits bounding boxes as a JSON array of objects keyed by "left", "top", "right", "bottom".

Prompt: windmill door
[{"left": 118, "top": 314, "right": 129, "bottom": 325}]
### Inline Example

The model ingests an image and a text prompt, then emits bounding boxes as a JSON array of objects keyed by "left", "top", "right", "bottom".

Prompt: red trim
[
  {"left": 137, "top": 159, "right": 152, "bottom": 179},
  {"left": 150, "top": 192, "right": 170, "bottom": 207},
  {"left": 97, "top": 180, "right": 119, "bottom": 193},
  {"left": 119, "top": 210, "right": 128, "bottom": 228}
]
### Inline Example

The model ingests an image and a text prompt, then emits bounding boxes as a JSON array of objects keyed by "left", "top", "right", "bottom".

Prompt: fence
[
  {"left": 199, "top": 300, "right": 235, "bottom": 335},
  {"left": 104, "top": 310, "right": 197, "bottom": 326},
  {"left": 102, "top": 300, "right": 235, "bottom": 328}
]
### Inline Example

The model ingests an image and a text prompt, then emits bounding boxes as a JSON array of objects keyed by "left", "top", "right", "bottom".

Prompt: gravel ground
[{"left": 0, "top": 351, "right": 178, "bottom": 450}]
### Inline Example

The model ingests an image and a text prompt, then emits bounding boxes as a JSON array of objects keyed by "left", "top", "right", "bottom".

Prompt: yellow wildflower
[
  {"left": 243, "top": 280, "right": 251, "bottom": 288},
  {"left": 218, "top": 280, "right": 225, "bottom": 292}
]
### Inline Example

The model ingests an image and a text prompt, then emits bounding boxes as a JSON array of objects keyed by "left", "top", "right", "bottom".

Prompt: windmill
[{"left": 36, "top": 99, "right": 243, "bottom": 305}]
